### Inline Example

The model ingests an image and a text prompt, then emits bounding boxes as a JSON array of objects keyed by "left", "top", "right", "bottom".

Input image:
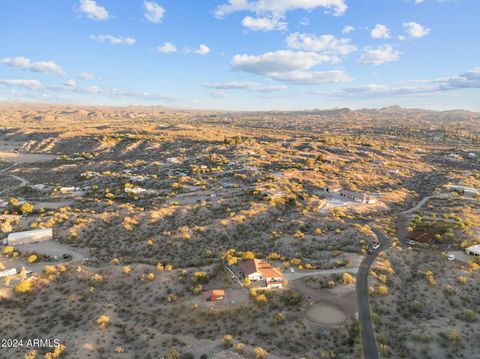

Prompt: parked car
[
  {"left": 372, "top": 244, "right": 381, "bottom": 250},
  {"left": 406, "top": 240, "right": 416, "bottom": 246},
  {"left": 63, "top": 253, "right": 72, "bottom": 261},
  {"left": 447, "top": 254, "right": 455, "bottom": 261}
]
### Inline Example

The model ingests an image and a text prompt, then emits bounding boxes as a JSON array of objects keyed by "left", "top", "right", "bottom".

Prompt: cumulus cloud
[
  {"left": 327, "top": 68, "right": 480, "bottom": 98},
  {"left": 286, "top": 33, "right": 356, "bottom": 58},
  {"left": 89, "top": 35, "right": 136, "bottom": 45},
  {"left": 0, "top": 79, "right": 42, "bottom": 90},
  {"left": 144, "top": 1, "right": 165, "bottom": 23},
  {"left": 269, "top": 70, "right": 350, "bottom": 84},
  {"left": 357, "top": 45, "right": 400, "bottom": 65},
  {"left": 231, "top": 50, "right": 350, "bottom": 84},
  {"left": 156, "top": 42, "right": 177, "bottom": 53},
  {"left": 232, "top": 50, "right": 338, "bottom": 73},
  {"left": 1, "top": 56, "right": 66, "bottom": 76},
  {"left": 78, "top": 0, "right": 109, "bottom": 21},
  {"left": 403, "top": 22, "right": 430, "bottom": 38},
  {"left": 371, "top": 24, "right": 391, "bottom": 39},
  {"left": 203, "top": 81, "right": 287, "bottom": 92},
  {"left": 214, "top": 0, "right": 348, "bottom": 18},
  {"left": 189, "top": 44, "right": 210, "bottom": 56},
  {"left": 242, "top": 16, "right": 287, "bottom": 31},
  {"left": 342, "top": 25, "right": 355, "bottom": 34}
]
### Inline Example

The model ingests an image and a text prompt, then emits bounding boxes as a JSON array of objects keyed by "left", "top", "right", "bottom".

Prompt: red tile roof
[{"left": 239, "top": 259, "right": 283, "bottom": 279}]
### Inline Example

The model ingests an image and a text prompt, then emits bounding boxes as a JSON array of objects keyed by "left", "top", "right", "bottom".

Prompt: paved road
[
  {"left": 285, "top": 266, "right": 359, "bottom": 281},
  {"left": 356, "top": 226, "right": 391, "bottom": 359}
]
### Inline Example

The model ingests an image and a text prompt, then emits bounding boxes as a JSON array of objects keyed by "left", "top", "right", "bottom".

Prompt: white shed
[
  {"left": 7, "top": 228, "right": 53, "bottom": 246},
  {"left": 0, "top": 268, "right": 17, "bottom": 278},
  {"left": 466, "top": 245, "right": 480, "bottom": 257}
]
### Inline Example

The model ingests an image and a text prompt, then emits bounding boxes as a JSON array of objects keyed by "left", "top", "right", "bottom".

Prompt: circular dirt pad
[{"left": 307, "top": 301, "right": 347, "bottom": 324}]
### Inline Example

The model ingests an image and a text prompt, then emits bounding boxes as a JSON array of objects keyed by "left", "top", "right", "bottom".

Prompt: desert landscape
[{"left": 0, "top": 103, "right": 478, "bottom": 359}]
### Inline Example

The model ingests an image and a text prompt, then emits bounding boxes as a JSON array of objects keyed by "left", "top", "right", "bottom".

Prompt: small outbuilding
[
  {"left": 7, "top": 228, "right": 53, "bottom": 246},
  {"left": 466, "top": 245, "right": 480, "bottom": 257},
  {"left": 202, "top": 290, "right": 225, "bottom": 302},
  {"left": 0, "top": 268, "right": 17, "bottom": 278}
]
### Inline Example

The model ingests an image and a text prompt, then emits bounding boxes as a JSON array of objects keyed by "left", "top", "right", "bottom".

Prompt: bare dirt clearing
[{"left": 307, "top": 301, "right": 348, "bottom": 324}]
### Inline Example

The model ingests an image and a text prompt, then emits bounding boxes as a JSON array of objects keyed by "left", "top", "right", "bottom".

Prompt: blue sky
[{"left": 1, "top": 0, "right": 479, "bottom": 110}]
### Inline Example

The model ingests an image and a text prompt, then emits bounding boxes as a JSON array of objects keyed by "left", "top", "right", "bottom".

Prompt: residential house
[
  {"left": 340, "top": 190, "right": 377, "bottom": 204},
  {"left": 240, "top": 258, "right": 284, "bottom": 289},
  {"left": 125, "top": 187, "right": 147, "bottom": 195},
  {"left": 447, "top": 185, "right": 479, "bottom": 196}
]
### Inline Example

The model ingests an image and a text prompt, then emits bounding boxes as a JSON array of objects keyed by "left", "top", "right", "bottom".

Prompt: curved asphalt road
[{"left": 356, "top": 226, "right": 391, "bottom": 359}]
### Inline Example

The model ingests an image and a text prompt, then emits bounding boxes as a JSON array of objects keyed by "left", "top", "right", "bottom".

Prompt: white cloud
[
  {"left": 231, "top": 50, "right": 350, "bottom": 84},
  {"left": 191, "top": 44, "right": 210, "bottom": 56},
  {"left": 144, "top": 1, "right": 165, "bottom": 23},
  {"left": 89, "top": 35, "right": 136, "bottom": 45},
  {"left": 286, "top": 33, "right": 356, "bottom": 58},
  {"left": 79, "top": 72, "right": 97, "bottom": 80},
  {"left": 204, "top": 81, "right": 287, "bottom": 92},
  {"left": 1, "top": 56, "right": 65, "bottom": 76},
  {"left": 48, "top": 82, "right": 173, "bottom": 101},
  {"left": 357, "top": 45, "right": 400, "bottom": 65},
  {"left": 232, "top": 50, "right": 338, "bottom": 74},
  {"left": 214, "top": 0, "right": 348, "bottom": 18},
  {"left": 268, "top": 70, "right": 350, "bottom": 84},
  {"left": 78, "top": 0, "right": 109, "bottom": 21},
  {"left": 342, "top": 25, "right": 354, "bottom": 34},
  {"left": 63, "top": 79, "right": 78, "bottom": 88},
  {"left": 0, "top": 79, "right": 42, "bottom": 90},
  {"left": 242, "top": 16, "right": 287, "bottom": 31},
  {"left": 156, "top": 42, "right": 177, "bottom": 53},
  {"left": 327, "top": 68, "right": 480, "bottom": 98},
  {"left": 371, "top": 24, "right": 391, "bottom": 39},
  {"left": 403, "top": 22, "right": 430, "bottom": 38}
]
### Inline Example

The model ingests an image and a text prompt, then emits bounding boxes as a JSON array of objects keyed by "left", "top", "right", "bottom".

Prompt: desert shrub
[
  {"left": 44, "top": 265, "right": 57, "bottom": 275},
  {"left": 233, "top": 343, "right": 245, "bottom": 353},
  {"left": 342, "top": 272, "right": 355, "bottom": 284},
  {"left": 14, "top": 280, "right": 32, "bottom": 294},
  {"left": 97, "top": 314, "right": 110, "bottom": 328},
  {"left": 440, "top": 329, "right": 463, "bottom": 347},
  {"left": 273, "top": 312, "right": 286, "bottom": 324},
  {"left": 254, "top": 347, "right": 268, "bottom": 358},
  {"left": 460, "top": 309, "right": 477, "bottom": 322},
  {"left": 281, "top": 290, "right": 302, "bottom": 306},
  {"left": 222, "top": 335, "right": 233, "bottom": 348}
]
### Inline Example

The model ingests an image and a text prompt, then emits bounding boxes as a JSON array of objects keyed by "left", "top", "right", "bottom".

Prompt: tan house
[
  {"left": 340, "top": 190, "right": 377, "bottom": 204},
  {"left": 240, "top": 258, "right": 284, "bottom": 289}
]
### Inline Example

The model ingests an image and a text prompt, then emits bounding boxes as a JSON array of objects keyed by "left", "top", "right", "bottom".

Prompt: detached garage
[
  {"left": 7, "top": 228, "right": 53, "bottom": 246},
  {"left": 202, "top": 290, "right": 225, "bottom": 302}
]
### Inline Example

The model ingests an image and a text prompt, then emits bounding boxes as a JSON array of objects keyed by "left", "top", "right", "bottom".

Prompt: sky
[{"left": 0, "top": 0, "right": 479, "bottom": 111}]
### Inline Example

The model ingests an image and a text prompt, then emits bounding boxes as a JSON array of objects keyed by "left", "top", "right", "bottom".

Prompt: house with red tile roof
[{"left": 239, "top": 258, "right": 284, "bottom": 289}]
